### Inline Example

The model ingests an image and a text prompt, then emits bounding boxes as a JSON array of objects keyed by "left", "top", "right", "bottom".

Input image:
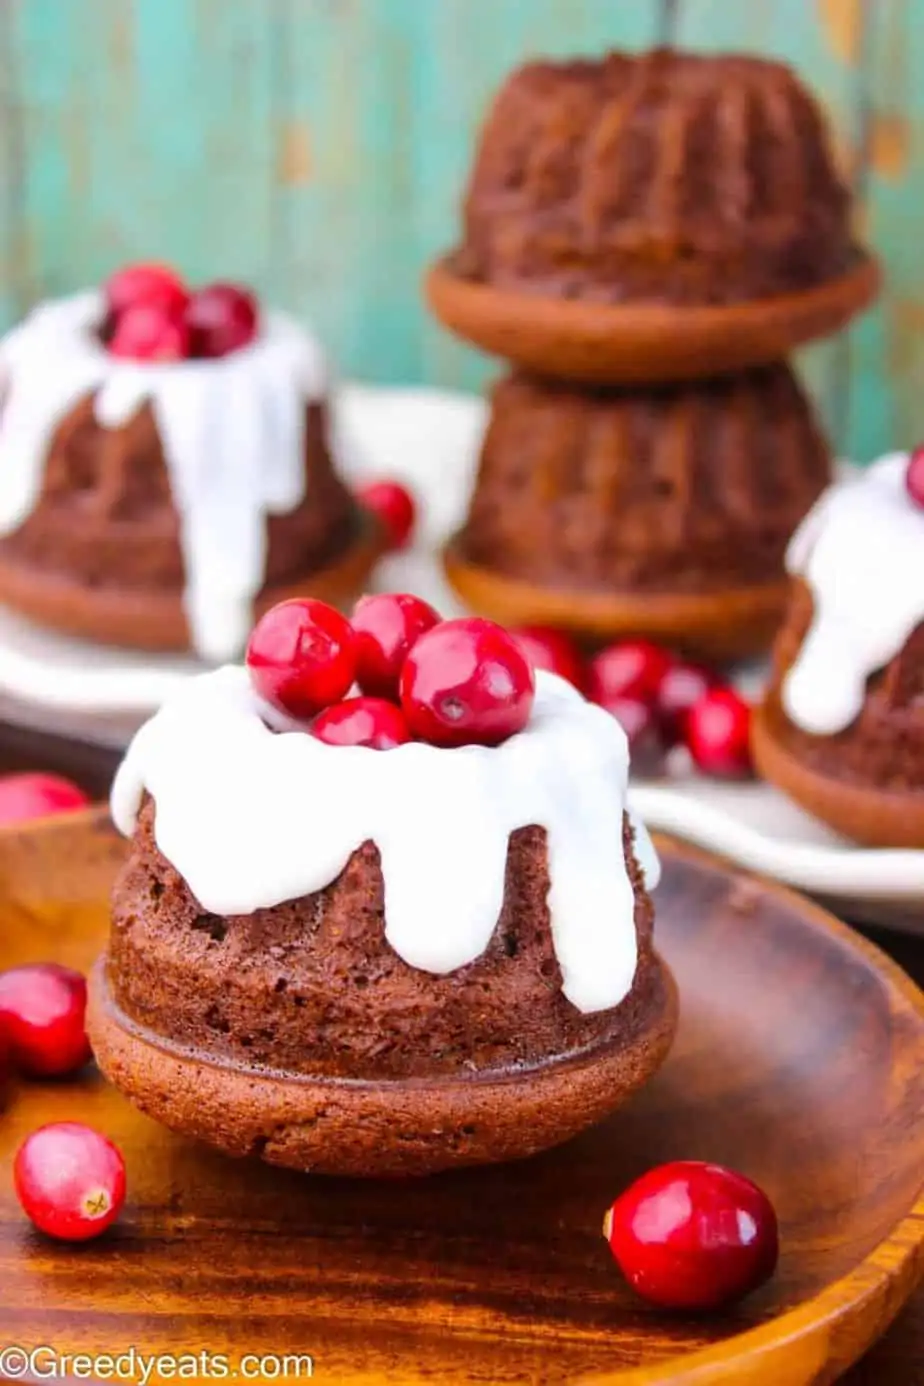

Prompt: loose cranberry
[
  {"left": 15, "top": 1123, "right": 126, "bottom": 1242},
  {"left": 511, "top": 626, "right": 586, "bottom": 691},
  {"left": 247, "top": 599, "right": 358, "bottom": 721},
  {"left": 186, "top": 282, "right": 259, "bottom": 358},
  {"left": 352, "top": 593, "right": 441, "bottom": 699},
  {"left": 596, "top": 695, "right": 666, "bottom": 777},
  {"left": 357, "top": 479, "right": 417, "bottom": 551},
  {"left": 604, "top": 1160, "right": 779, "bottom": 1311},
  {"left": 312, "top": 696, "right": 412, "bottom": 750},
  {"left": 0, "top": 772, "right": 89, "bottom": 826},
  {"left": 657, "top": 661, "right": 715, "bottom": 744},
  {"left": 0, "top": 963, "right": 91, "bottom": 1078},
  {"left": 589, "top": 640, "right": 674, "bottom": 708},
  {"left": 400, "top": 617, "right": 535, "bottom": 749},
  {"left": 685, "top": 687, "right": 753, "bottom": 778},
  {"left": 103, "top": 262, "right": 189, "bottom": 319},
  {"left": 905, "top": 445, "right": 924, "bottom": 509},
  {"left": 108, "top": 302, "right": 190, "bottom": 361}
]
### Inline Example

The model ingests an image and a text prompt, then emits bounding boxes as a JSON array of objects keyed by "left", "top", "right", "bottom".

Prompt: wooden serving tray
[{"left": 0, "top": 810, "right": 923, "bottom": 1384}]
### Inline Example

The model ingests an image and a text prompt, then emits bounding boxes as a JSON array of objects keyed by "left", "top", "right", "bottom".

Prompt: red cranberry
[
  {"left": 352, "top": 593, "right": 441, "bottom": 699},
  {"left": 589, "top": 640, "right": 674, "bottom": 708},
  {"left": 604, "top": 1160, "right": 779, "bottom": 1311},
  {"left": 246, "top": 599, "right": 358, "bottom": 722},
  {"left": 685, "top": 687, "right": 752, "bottom": 778},
  {"left": 511, "top": 626, "right": 586, "bottom": 691},
  {"left": 657, "top": 661, "right": 715, "bottom": 744},
  {"left": 0, "top": 773, "right": 89, "bottom": 826},
  {"left": 597, "top": 695, "right": 666, "bottom": 777},
  {"left": 357, "top": 479, "right": 417, "bottom": 551},
  {"left": 15, "top": 1122, "right": 126, "bottom": 1242},
  {"left": 312, "top": 696, "right": 412, "bottom": 750},
  {"left": 108, "top": 302, "right": 191, "bottom": 361},
  {"left": 103, "top": 262, "right": 189, "bottom": 319},
  {"left": 186, "top": 281, "right": 259, "bottom": 358},
  {"left": 906, "top": 445, "right": 924, "bottom": 509},
  {"left": 400, "top": 617, "right": 535, "bottom": 749},
  {"left": 0, "top": 963, "right": 91, "bottom": 1078}
]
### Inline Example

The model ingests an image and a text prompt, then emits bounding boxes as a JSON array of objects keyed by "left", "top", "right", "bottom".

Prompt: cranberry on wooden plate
[
  {"left": 0, "top": 963, "right": 92, "bottom": 1078},
  {"left": 400, "top": 617, "right": 535, "bottom": 749},
  {"left": 15, "top": 1122, "right": 126, "bottom": 1242},
  {"left": 103, "top": 262, "right": 189, "bottom": 319},
  {"left": 604, "top": 1160, "right": 779, "bottom": 1311},
  {"left": 0, "top": 772, "right": 89, "bottom": 826},
  {"left": 905, "top": 445, "right": 924, "bottom": 509},
  {"left": 352, "top": 592, "right": 441, "bottom": 699},
  {"left": 357, "top": 479, "right": 417, "bottom": 551},
  {"left": 511, "top": 626, "right": 586, "bottom": 691},
  {"left": 312, "top": 697, "right": 412, "bottom": 750},
  {"left": 186, "top": 282, "right": 259, "bottom": 358},
  {"left": 656, "top": 661, "right": 714, "bottom": 742},
  {"left": 685, "top": 687, "right": 753, "bottom": 778},
  {"left": 589, "top": 640, "right": 674, "bottom": 707},
  {"left": 247, "top": 599, "right": 358, "bottom": 722}
]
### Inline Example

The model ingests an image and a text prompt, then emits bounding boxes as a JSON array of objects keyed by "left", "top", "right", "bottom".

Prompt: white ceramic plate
[{"left": 0, "top": 384, "right": 921, "bottom": 930}]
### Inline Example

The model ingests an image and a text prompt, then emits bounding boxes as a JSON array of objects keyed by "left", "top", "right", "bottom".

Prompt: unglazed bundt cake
[
  {"left": 753, "top": 454, "right": 924, "bottom": 847},
  {"left": 453, "top": 49, "right": 855, "bottom": 306},
  {"left": 88, "top": 604, "right": 677, "bottom": 1177},
  {"left": 0, "top": 284, "right": 382, "bottom": 659},
  {"left": 445, "top": 364, "right": 832, "bottom": 658}
]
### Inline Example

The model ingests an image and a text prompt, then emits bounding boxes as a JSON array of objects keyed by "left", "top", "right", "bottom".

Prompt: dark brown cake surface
[
  {"left": 455, "top": 49, "right": 854, "bottom": 306},
  {"left": 456, "top": 365, "right": 831, "bottom": 594},
  {"left": 107, "top": 802, "right": 657, "bottom": 1082}
]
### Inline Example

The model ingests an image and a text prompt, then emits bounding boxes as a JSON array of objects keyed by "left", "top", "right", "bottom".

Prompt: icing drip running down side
[
  {"left": 0, "top": 292, "right": 328, "bottom": 662},
  {"left": 111, "top": 668, "right": 657, "bottom": 1015},
  {"left": 783, "top": 453, "right": 924, "bottom": 736}
]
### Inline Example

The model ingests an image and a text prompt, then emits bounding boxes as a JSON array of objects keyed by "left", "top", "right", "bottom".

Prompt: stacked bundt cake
[{"left": 432, "top": 47, "right": 877, "bottom": 659}]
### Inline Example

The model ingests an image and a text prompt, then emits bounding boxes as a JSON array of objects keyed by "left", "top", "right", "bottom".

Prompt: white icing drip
[
  {"left": 111, "top": 668, "right": 650, "bottom": 1015},
  {"left": 783, "top": 453, "right": 924, "bottom": 735},
  {"left": 0, "top": 292, "right": 327, "bottom": 662}
]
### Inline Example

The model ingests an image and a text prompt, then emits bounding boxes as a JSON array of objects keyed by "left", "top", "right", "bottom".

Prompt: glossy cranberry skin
[
  {"left": 352, "top": 593, "right": 441, "bottom": 699},
  {"left": 906, "top": 445, "right": 924, "bottom": 509},
  {"left": 311, "top": 697, "right": 412, "bottom": 750},
  {"left": 685, "top": 687, "right": 753, "bottom": 778},
  {"left": 589, "top": 640, "right": 674, "bottom": 708},
  {"left": 604, "top": 1161, "right": 779, "bottom": 1311},
  {"left": 400, "top": 617, "right": 535, "bottom": 749},
  {"left": 186, "top": 281, "right": 259, "bottom": 358},
  {"left": 15, "top": 1123, "right": 126, "bottom": 1242},
  {"left": 597, "top": 695, "right": 666, "bottom": 777},
  {"left": 657, "top": 661, "right": 715, "bottom": 744},
  {"left": 246, "top": 599, "right": 358, "bottom": 722},
  {"left": 103, "top": 262, "right": 189, "bottom": 319},
  {"left": 511, "top": 626, "right": 586, "bottom": 691},
  {"left": 0, "top": 964, "right": 91, "bottom": 1078},
  {"left": 357, "top": 479, "right": 417, "bottom": 551},
  {"left": 108, "top": 302, "right": 191, "bottom": 361},
  {"left": 0, "top": 773, "right": 89, "bottom": 826}
]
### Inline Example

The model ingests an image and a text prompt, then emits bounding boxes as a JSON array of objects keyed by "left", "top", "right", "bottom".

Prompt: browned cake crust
[{"left": 455, "top": 49, "right": 854, "bottom": 306}]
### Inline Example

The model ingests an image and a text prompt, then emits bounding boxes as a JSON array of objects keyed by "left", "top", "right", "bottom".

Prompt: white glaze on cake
[
  {"left": 111, "top": 668, "right": 656, "bottom": 1015},
  {"left": 0, "top": 291, "right": 328, "bottom": 662},
  {"left": 783, "top": 453, "right": 924, "bottom": 735}
]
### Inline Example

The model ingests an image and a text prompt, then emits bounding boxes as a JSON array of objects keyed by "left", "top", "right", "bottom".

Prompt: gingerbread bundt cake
[
  {"left": 753, "top": 454, "right": 924, "bottom": 847},
  {"left": 445, "top": 364, "right": 832, "bottom": 659},
  {"left": 453, "top": 49, "right": 855, "bottom": 306},
  {"left": 88, "top": 645, "right": 676, "bottom": 1177},
  {"left": 0, "top": 289, "right": 381, "bottom": 659}
]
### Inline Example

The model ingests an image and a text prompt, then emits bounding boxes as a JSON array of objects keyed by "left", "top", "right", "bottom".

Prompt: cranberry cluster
[
  {"left": 103, "top": 262, "right": 259, "bottom": 362},
  {"left": 513, "top": 628, "right": 753, "bottom": 779},
  {"left": 246, "top": 595, "right": 536, "bottom": 750}
]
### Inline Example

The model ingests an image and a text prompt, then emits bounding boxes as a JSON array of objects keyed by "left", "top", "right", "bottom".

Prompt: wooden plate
[
  {"left": 425, "top": 253, "right": 881, "bottom": 385},
  {"left": 2, "top": 809, "right": 924, "bottom": 1385}
]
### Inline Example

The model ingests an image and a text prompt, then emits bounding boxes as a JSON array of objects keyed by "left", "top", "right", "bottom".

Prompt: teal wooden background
[{"left": 0, "top": 0, "right": 920, "bottom": 460}]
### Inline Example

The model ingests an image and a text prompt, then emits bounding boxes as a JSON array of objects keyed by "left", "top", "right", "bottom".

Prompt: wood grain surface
[{"left": 0, "top": 806, "right": 923, "bottom": 1383}]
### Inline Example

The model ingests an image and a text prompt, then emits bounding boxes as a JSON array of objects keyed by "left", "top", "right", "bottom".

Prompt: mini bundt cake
[
  {"left": 88, "top": 651, "right": 677, "bottom": 1177},
  {"left": 0, "top": 289, "right": 382, "bottom": 659},
  {"left": 445, "top": 364, "right": 832, "bottom": 658},
  {"left": 453, "top": 49, "right": 855, "bottom": 306},
  {"left": 753, "top": 454, "right": 924, "bottom": 847}
]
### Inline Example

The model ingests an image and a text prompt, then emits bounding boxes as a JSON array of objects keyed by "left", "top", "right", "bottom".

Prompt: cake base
[
  {"left": 444, "top": 539, "right": 789, "bottom": 662},
  {"left": 425, "top": 253, "right": 880, "bottom": 385},
  {"left": 752, "top": 706, "right": 924, "bottom": 850},
  {"left": 87, "top": 953, "right": 678, "bottom": 1178},
  {"left": 0, "top": 514, "right": 386, "bottom": 655}
]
